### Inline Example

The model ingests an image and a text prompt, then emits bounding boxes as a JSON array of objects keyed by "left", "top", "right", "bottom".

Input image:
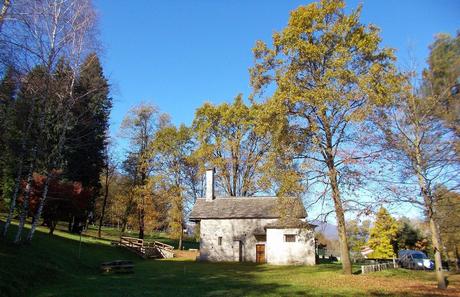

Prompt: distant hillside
[{"left": 312, "top": 220, "right": 339, "bottom": 240}]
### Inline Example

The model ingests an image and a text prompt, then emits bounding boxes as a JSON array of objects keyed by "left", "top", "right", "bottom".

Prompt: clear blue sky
[
  {"left": 94, "top": 0, "right": 459, "bottom": 136},
  {"left": 94, "top": 0, "right": 458, "bottom": 220}
]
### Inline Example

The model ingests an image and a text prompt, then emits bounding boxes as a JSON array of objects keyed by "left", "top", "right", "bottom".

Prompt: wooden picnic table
[{"left": 100, "top": 260, "right": 134, "bottom": 274}]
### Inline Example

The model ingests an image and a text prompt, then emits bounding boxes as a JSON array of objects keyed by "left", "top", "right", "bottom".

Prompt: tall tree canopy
[
  {"left": 369, "top": 37, "right": 459, "bottom": 287},
  {"left": 249, "top": 0, "right": 400, "bottom": 274},
  {"left": 120, "top": 103, "right": 168, "bottom": 239},
  {"left": 193, "top": 95, "right": 270, "bottom": 197},
  {"left": 64, "top": 53, "right": 112, "bottom": 192},
  {"left": 424, "top": 32, "right": 460, "bottom": 154},
  {"left": 149, "top": 124, "right": 198, "bottom": 249}
]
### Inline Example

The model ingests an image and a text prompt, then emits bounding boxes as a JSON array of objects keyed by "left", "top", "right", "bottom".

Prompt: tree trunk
[
  {"left": 3, "top": 93, "right": 37, "bottom": 239},
  {"left": 27, "top": 172, "right": 51, "bottom": 241},
  {"left": 49, "top": 220, "right": 57, "bottom": 235},
  {"left": 178, "top": 228, "right": 183, "bottom": 250},
  {"left": 414, "top": 146, "right": 447, "bottom": 289},
  {"left": 429, "top": 216, "right": 447, "bottom": 289},
  {"left": 68, "top": 216, "right": 74, "bottom": 232},
  {"left": 120, "top": 200, "right": 132, "bottom": 234},
  {"left": 328, "top": 165, "right": 353, "bottom": 274},
  {"left": 98, "top": 169, "right": 110, "bottom": 238},
  {"left": 2, "top": 162, "right": 23, "bottom": 238},
  {"left": 138, "top": 207, "right": 145, "bottom": 239},
  {"left": 455, "top": 245, "right": 459, "bottom": 272},
  {"left": 14, "top": 156, "right": 36, "bottom": 243}
]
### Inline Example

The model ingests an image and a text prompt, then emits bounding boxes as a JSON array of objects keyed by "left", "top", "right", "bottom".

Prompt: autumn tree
[
  {"left": 150, "top": 124, "right": 199, "bottom": 249},
  {"left": 367, "top": 207, "right": 398, "bottom": 259},
  {"left": 116, "top": 158, "right": 139, "bottom": 233},
  {"left": 433, "top": 186, "right": 460, "bottom": 272},
  {"left": 249, "top": 0, "right": 399, "bottom": 274},
  {"left": 424, "top": 32, "right": 459, "bottom": 152},
  {"left": 193, "top": 94, "right": 271, "bottom": 197},
  {"left": 120, "top": 103, "right": 168, "bottom": 239},
  {"left": 370, "top": 61, "right": 458, "bottom": 288}
]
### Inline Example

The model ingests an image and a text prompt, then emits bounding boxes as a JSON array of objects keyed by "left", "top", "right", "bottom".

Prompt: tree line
[
  {"left": 340, "top": 203, "right": 459, "bottom": 269},
  {"left": 0, "top": 0, "right": 111, "bottom": 242}
]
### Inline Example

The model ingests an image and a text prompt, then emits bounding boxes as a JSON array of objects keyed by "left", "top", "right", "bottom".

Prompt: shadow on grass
[
  {"left": 0, "top": 220, "right": 328, "bottom": 297},
  {"left": 4, "top": 220, "right": 447, "bottom": 297}
]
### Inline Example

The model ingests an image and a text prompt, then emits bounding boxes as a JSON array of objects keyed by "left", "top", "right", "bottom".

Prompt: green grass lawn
[
  {"left": 1, "top": 220, "right": 459, "bottom": 297},
  {"left": 83, "top": 224, "right": 200, "bottom": 250}
]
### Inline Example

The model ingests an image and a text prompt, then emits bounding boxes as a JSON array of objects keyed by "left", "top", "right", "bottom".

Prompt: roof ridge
[{"left": 190, "top": 196, "right": 306, "bottom": 220}]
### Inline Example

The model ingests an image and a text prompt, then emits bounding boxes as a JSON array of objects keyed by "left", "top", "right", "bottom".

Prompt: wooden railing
[
  {"left": 118, "top": 236, "right": 174, "bottom": 259},
  {"left": 120, "top": 237, "right": 144, "bottom": 248}
]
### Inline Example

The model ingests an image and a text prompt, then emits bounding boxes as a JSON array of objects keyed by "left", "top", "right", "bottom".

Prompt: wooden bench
[{"left": 100, "top": 260, "right": 134, "bottom": 274}]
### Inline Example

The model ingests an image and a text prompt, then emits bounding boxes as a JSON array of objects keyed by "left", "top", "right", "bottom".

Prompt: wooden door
[{"left": 256, "top": 244, "right": 265, "bottom": 263}]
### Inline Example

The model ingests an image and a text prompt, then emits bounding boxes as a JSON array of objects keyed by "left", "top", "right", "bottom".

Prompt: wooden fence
[{"left": 361, "top": 262, "right": 398, "bottom": 274}]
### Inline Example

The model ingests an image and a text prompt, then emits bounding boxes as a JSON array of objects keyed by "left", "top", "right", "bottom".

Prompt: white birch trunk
[
  {"left": 2, "top": 161, "right": 23, "bottom": 238},
  {"left": 27, "top": 172, "right": 51, "bottom": 241},
  {"left": 2, "top": 91, "right": 37, "bottom": 238},
  {"left": 14, "top": 153, "right": 36, "bottom": 243}
]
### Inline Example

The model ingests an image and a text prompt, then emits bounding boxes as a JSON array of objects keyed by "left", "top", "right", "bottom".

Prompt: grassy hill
[{"left": 1, "top": 220, "right": 459, "bottom": 297}]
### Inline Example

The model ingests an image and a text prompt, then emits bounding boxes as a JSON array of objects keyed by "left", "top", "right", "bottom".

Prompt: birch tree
[
  {"left": 0, "top": 0, "right": 99, "bottom": 242},
  {"left": 249, "top": 0, "right": 400, "bottom": 274},
  {"left": 25, "top": 0, "right": 98, "bottom": 242}
]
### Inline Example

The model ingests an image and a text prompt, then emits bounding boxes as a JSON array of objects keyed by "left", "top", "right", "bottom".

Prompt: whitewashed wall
[
  {"left": 266, "top": 228, "right": 316, "bottom": 265},
  {"left": 199, "top": 219, "right": 316, "bottom": 265},
  {"left": 199, "top": 218, "right": 276, "bottom": 262}
]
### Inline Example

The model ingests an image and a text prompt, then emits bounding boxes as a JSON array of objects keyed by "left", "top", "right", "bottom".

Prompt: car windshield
[{"left": 412, "top": 253, "right": 426, "bottom": 259}]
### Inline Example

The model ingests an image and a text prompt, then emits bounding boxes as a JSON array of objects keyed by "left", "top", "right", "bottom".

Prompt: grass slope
[
  {"left": 1, "top": 221, "right": 459, "bottom": 297},
  {"left": 83, "top": 225, "right": 199, "bottom": 250}
]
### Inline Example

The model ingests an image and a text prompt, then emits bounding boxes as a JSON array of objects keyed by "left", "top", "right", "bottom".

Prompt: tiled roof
[
  {"left": 265, "top": 218, "right": 316, "bottom": 229},
  {"left": 189, "top": 196, "right": 306, "bottom": 220}
]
